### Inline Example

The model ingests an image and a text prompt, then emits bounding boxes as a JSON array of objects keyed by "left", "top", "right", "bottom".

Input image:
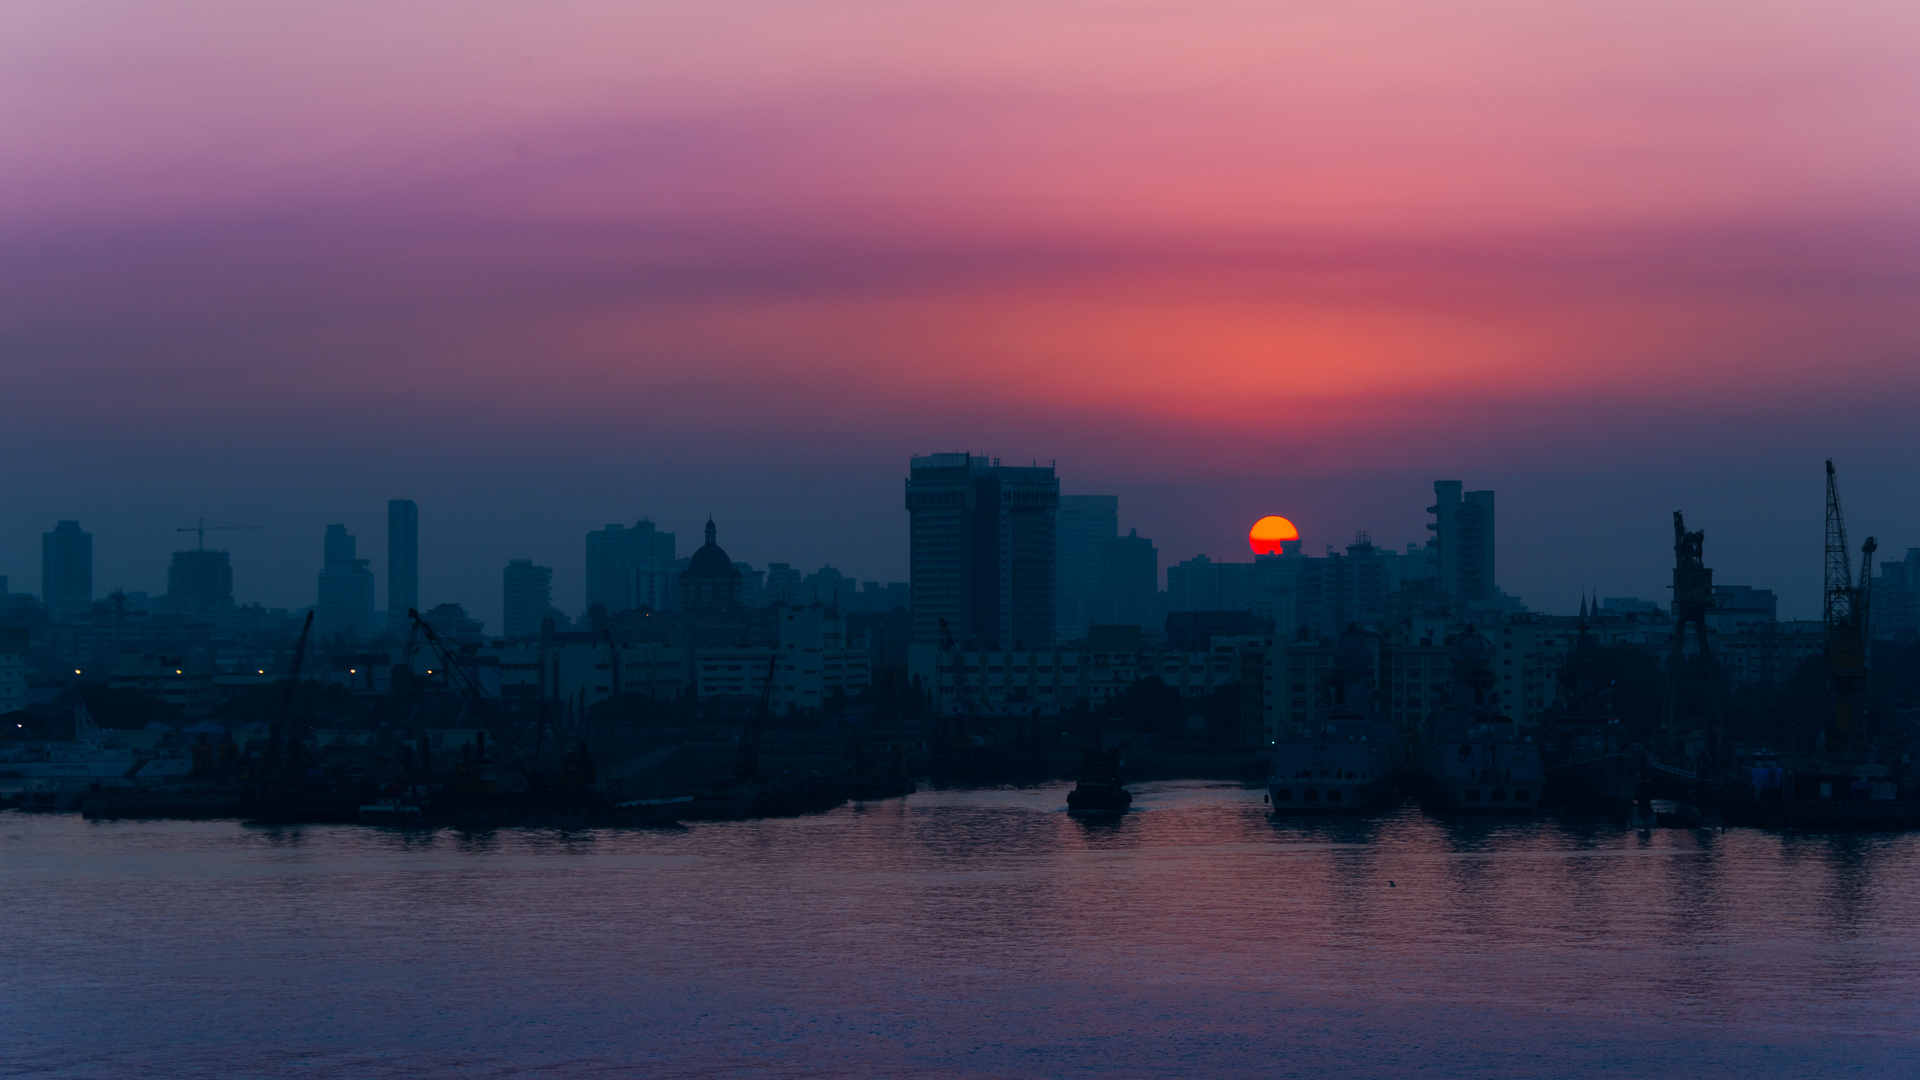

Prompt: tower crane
[{"left": 177, "top": 519, "right": 262, "bottom": 549}]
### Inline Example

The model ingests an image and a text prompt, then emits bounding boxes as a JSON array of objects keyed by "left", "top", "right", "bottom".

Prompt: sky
[{"left": 3, "top": 1, "right": 1919, "bottom": 628}]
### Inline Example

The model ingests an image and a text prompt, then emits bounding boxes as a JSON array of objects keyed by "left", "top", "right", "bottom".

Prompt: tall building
[
  {"left": 1428, "top": 481, "right": 1495, "bottom": 607},
  {"left": 166, "top": 550, "right": 234, "bottom": 612},
  {"left": 585, "top": 519, "right": 677, "bottom": 613},
  {"left": 502, "top": 559, "right": 555, "bottom": 639},
  {"left": 388, "top": 500, "right": 418, "bottom": 622},
  {"left": 316, "top": 524, "right": 375, "bottom": 640},
  {"left": 41, "top": 520, "right": 93, "bottom": 620},
  {"left": 1055, "top": 495, "right": 1118, "bottom": 642},
  {"left": 1101, "top": 528, "right": 1161, "bottom": 629},
  {"left": 905, "top": 453, "right": 1058, "bottom": 650}
]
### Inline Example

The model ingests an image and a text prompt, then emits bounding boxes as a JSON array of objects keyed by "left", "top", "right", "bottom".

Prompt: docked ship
[
  {"left": 1539, "top": 620, "right": 1636, "bottom": 808},
  {"left": 1267, "top": 627, "right": 1402, "bottom": 812},
  {"left": 1420, "top": 629, "right": 1545, "bottom": 811}
]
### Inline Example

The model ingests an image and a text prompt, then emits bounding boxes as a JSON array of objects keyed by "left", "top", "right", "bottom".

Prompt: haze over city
[
  {"left": 7, "top": 2, "right": 1920, "bottom": 624},
  {"left": 9, "top": 6, "right": 1920, "bottom": 1079}
]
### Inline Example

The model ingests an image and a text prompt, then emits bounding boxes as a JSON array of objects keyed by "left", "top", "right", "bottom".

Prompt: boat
[
  {"left": 1267, "top": 627, "right": 1403, "bottom": 812},
  {"left": 1066, "top": 743, "right": 1133, "bottom": 816},
  {"left": 1420, "top": 628, "right": 1545, "bottom": 811},
  {"left": 1539, "top": 622, "right": 1637, "bottom": 808}
]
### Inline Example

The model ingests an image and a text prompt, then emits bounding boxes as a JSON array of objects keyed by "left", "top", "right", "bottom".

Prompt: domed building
[{"left": 680, "top": 519, "right": 743, "bottom": 609}]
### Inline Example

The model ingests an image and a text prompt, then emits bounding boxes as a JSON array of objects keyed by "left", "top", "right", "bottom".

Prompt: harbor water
[{"left": 5, "top": 780, "right": 1918, "bottom": 1078}]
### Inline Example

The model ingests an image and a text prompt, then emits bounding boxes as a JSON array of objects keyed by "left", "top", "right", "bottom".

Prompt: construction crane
[
  {"left": 734, "top": 652, "right": 780, "bottom": 781},
  {"left": 1824, "top": 460, "right": 1875, "bottom": 754},
  {"left": 177, "top": 519, "right": 262, "bottom": 549},
  {"left": 265, "top": 611, "right": 314, "bottom": 782},
  {"left": 408, "top": 608, "right": 535, "bottom": 786}
]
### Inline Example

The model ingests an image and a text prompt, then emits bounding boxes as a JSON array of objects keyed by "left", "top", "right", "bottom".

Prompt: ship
[
  {"left": 1539, "top": 621, "right": 1637, "bottom": 808},
  {"left": 1267, "top": 627, "right": 1402, "bottom": 812},
  {"left": 1420, "top": 628, "right": 1545, "bottom": 811},
  {"left": 1066, "top": 740, "right": 1133, "bottom": 816}
]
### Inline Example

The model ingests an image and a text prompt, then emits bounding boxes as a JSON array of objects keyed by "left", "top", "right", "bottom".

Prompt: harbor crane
[{"left": 1824, "top": 461, "right": 1876, "bottom": 753}]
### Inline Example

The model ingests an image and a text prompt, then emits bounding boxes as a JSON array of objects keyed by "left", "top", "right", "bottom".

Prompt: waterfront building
[
  {"left": 41, "top": 521, "right": 93, "bottom": 621},
  {"left": 905, "top": 454, "right": 1058, "bottom": 650},
  {"left": 907, "top": 633, "right": 1243, "bottom": 716},
  {"left": 502, "top": 559, "right": 555, "bottom": 639},
  {"left": 315, "top": 525, "right": 375, "bottom": 640},
  {"left": 107, "top": 654, "right": 219, "bottom": 717},
  {"left": 692, "top": 604, "right": 870, "bottom": 712}
]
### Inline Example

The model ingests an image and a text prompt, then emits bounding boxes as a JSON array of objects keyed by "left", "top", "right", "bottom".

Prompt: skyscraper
[
  {"left": 41, "top": 520, "right": 93, "bottom": 620},
  {"left": 503, "top": 559, "right": 554, "bottom": 639},
  {"left": 388, "top": 499, "right": 418, "bottom": 625},
  {"left": 905, "top": 453, "right": 1058, "bottom": 649},
  {"left": 1428, "top": 481, "right": 1495, "bottom": 606},
  {"left": 1055, "top": 495, "right": 1118, "bottom": 642},
  {"left": 585, "top": 519, "right": 677, "bottom": 613},
  {"left": 316, "top": 524, "right": 376, "bottom": 640}
]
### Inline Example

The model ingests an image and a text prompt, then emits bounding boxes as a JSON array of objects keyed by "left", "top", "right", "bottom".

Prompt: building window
[
  {"left": 1274, "top": 789, "right": 1292, "bottom": 801},
  {"left": 1464, "top": 789, "right": 1480, "bottom": 801}
]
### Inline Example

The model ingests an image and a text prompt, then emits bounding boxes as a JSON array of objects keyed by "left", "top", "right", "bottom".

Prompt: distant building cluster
[{"left": 0, "top": 453, "right": 1908, "bottom": 742}]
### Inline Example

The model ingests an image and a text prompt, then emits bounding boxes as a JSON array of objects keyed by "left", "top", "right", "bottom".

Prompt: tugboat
[
  {"left": 1267, "top": 626, "right": 1402, "bottom": 812},
  {"left": 1066, "top": 730, "right": 1132, "bottom": 816},
  {"left": 1540, "top": 617, "right": 1637, "bottom": 808},
  {"left": 1420, "top": 628, "right": 1545, "bottom": 811}
]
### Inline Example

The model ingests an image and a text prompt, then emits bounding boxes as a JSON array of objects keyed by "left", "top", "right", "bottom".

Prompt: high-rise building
[
  {"left": 503, "top": 559, "right": 554, "bottom": 639},
  {"left": 316, "top": 524, "right": 375, "bottom": 640},
  {"left": 905, "top": 453, "right": 1058, "bottom": 649},
  {"left": 1055, "top": 495, "right": 1118, "bottom": 642},
  {"left": 41, "top": 520, "right": 93, "bottom": 620},
  {"left": 585, "top": 519, "right": 678, "bottom": 613},
  {"left": 1101, "top": 528, "right": 1161, "bottom": 629},
  {"left": 1428, "top": 481, "right": 1495, "bottom": 607},
  {"left": 166, "top": 550, "right": 234, "bottom": 612},
  {"left": 388, "top": 500, "right": 418, "bottom": 623}
]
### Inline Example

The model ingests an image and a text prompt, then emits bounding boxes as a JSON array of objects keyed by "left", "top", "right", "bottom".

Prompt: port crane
[
  {"left": 408, "top": 608, "right": 536, "bottom": 786},
  {"left": 1824, "top": 461, "right": 1876, "bottom": 753}
]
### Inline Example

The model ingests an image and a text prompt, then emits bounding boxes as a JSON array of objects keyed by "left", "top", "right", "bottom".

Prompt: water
[{"left": 5, "top": 780, "right": 1918, "bottom": 1078}]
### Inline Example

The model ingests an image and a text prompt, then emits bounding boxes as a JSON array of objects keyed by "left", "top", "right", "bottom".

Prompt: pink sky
[{"left": 3, "top": 1, "right": 1918, "bottom": 621}]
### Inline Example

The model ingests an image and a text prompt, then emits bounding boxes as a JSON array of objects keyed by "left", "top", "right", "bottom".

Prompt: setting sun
[{"left": 1249, "top": 515, "right": 1300, "bottom": 555}]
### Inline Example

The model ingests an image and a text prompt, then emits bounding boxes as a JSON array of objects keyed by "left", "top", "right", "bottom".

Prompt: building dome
[{"left": 681, "top": 519, "right": 742, "bottom": 608}]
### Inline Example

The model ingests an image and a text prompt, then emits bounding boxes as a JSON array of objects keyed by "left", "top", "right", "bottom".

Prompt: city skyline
[
  {"left": 1, "top": 460, "right": 1906, "bottom": 632},
  {"left": 4, "top": 4, "right": 1919, "bottom": 628}
]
